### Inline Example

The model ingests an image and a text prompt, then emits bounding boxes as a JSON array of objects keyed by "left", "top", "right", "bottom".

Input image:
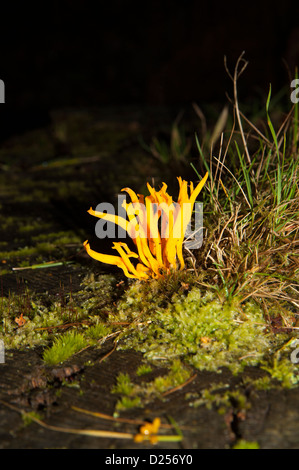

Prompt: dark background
[{"left": 0, "top": 0, "right": 298, "bottom": 140}]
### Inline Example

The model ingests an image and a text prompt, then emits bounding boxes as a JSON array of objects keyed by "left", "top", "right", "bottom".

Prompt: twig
[
  {"left": 0, "top": 399, "right": 134, "bottom": 440},
  {"left": 224, "top": 52, "right": 256, "bottom": 191},
  {"left": 99, "top": 341, "right": 117, "bottom": 363},
  {"left": 72, "top": 406, "right": 179, "bottom": 429},
  {"left": 162, "top": 373, "right": 197, "bottom": 397}
]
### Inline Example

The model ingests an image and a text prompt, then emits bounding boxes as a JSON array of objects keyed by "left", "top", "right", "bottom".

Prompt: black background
[{"left": 0, "top": 0, "right": 298, "bottom": 140}]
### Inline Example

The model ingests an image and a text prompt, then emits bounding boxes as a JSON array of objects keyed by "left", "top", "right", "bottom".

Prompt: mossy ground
[
  {"left": 0, "top": 104, "right": 298, "bottom": 448},
  {"left": 2, "top": 269, "right": 297, "bottom": 419}
]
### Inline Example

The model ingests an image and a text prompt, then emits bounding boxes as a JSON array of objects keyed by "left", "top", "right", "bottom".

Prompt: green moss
[
  {"left": 85, "top": 323, "right": 111, "bottom": 340},
  {"left": 0, "top": 274, "right": 117, "bottom": 364},
  {"left": 0, "top": 216, "right": 18, "bottom": 231},
  {"left": 261, "top": 356, "right": 299, "bottom": 388},
  {"left": 111, "top": 372, "right": 143, "bottom": 411},
  {"left": 136, "top": 364, "right": 153, "bottom": 376},
  {"left": 115, "top": 396, "right": 142, "bottom": 411},
  {"left": 22, "top": 411, "right": 44, "bottom": 427},
  {"left": 190, "top": 388, "right": 228, "bottom": 411},
  {"left": 233, "top": 440, "right": 260, "bottom": 449},
  {"left": 112, "top": 372, "right": 135, "bottom": 396},
  {"left": 188, "top": 381, "right": 249, "bottom": 415},
  {"left": 78, "top": 273, "right": 119, "bottom": 316},
  {"left": 112, "top": 271, "right": 198, "bottom": 322},
  {"left": 43, "top": 330, "right": 88, "bottom": 365},
  {"left": 245, "top": 376, "right": 273, "bottom": 390},
  {"left": 0, "top": 268, "right": 10, "bottom": 276},
  {"left": 0, "top": 229, "right": 81, "bottom": 268},
  {"left": 0, "top": 292, "right": 64, "bottom": 349},
  {"left": 112, "top": 278, "right": 299, "bottom": 387},
  {"left": 19, "top": 221, "right": 52, "bottom": 234},
  {"left": 32, "top": 230, "right": 81, "bottom": 244},
  {"left": 153, "top": 359, "right": 191, "bottom": 393},
  {"left": 111, "top": 359, "right": 191, "bottom": 413},
  {"left": 1, "top": 267, "right": 297, "bottom": 391},
  {"left": 0, "top": 243, "right": 55, "bottom": 261}
]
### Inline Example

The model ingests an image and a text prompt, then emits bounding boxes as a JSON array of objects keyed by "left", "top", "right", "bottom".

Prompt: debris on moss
[
  {"left": 0, "top": 291, "right": 63, "bottom": 349},
  {"left": 0, "top": 274, "right": 115, "bottom": 353}
]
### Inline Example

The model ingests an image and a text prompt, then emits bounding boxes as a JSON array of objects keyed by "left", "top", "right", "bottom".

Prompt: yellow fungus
[{"left": 84, "top": 173, "right": 208, "bottom": 279}]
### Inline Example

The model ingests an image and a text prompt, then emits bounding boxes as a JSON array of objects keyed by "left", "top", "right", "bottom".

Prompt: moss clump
[
  {"left": 43, "top": 330, "right": 88, "bottom": 365},
  {"left": 0, "top": 275, "right": 114, "bottom": 356},
  {"left": 115, "top": 396, "right": 142, "bottom": 411},
  {"left": 111, "top": 372, "right": 142, "bottom": 411},
  {"left": 113, "top": 271, "right": 199, "bottom": 322},
  {"left": 85, "top": 323, "right": 110, "bottom": 341},
  {"left": 112, "top": 372, "right": 135, "bottom": 396},
  {"left": 111, "top": 360, "right": 192, "bottom": 412},
  {"left": 233, "top": 440, "right": 260, "bottom": 449},
  {"left": 188, "top": 383, "right": 250, "bottom": 417},
  {"left": 113, "top": 279, "right": 299, "bottom": 386},
  {"left": 153, "top": 359, "right": 191, "bottom": 394},
  {"left": 136, "top": 364, "right": 153, "bottom": 376},
  {"left": 0, "top": 292, "right": 64, "bottom": 349},
  {"left": 22, "top": 411, "right": 44, "bottom": 427}
]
